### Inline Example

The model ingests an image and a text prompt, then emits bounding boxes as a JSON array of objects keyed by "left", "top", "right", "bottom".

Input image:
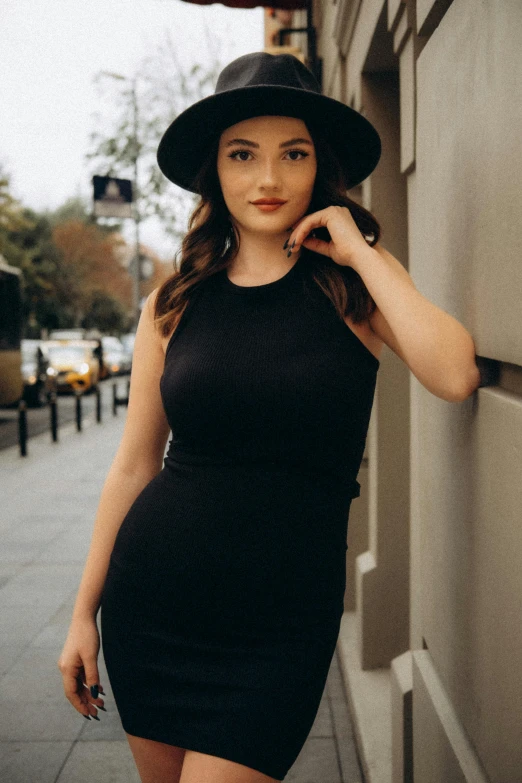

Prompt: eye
[
  {"left": 227, "top": 149, "right": 310, "bottom": 162},
  {"left": 285, "top": 149, "right": 309, "bottom": 161},
  {"left": 227, "top": 150, "right": 253, "bottom": 162}
]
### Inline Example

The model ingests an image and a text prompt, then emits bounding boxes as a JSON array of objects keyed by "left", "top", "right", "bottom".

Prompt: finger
[
  {"left": 62, "top": 670, "right": 92, "bottom": 717},
  {"left": 290, "top": 208, "right": 329, "bottom": 242},
  {"left": 83, "top": 664, "right": 104, "bottom": 719},
  {"left": 301, "top": 236, "right": 332, "bottom": 257},
  {"left": 83, "top": 655, "right": 103, "bottom": 696},
  {"left": 84, "top": 682, "right": 106, "bottom": 711}
]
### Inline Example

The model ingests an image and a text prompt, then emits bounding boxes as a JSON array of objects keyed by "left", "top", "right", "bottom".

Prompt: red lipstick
[{"left": 251, "top": 198, "right": 287, "bottom": 212}]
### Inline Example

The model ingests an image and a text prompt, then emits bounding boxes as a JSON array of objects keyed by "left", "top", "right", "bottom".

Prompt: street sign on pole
[{"left": 92, "top": 176, "right": 133, "bottom": 219}]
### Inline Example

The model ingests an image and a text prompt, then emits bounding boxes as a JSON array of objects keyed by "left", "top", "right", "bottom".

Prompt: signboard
[{"left": 92, "top": 175, "right": 133, "bottom": 218}]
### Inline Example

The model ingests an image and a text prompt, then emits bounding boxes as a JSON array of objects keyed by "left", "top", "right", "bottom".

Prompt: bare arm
[
  {"left": 359, "top": 242, "right": 481, "bottom": 401},
  {"left": 71, "top": 288, "right": 171, "bottom": 621},
  {"left": 71, "top": 464, "right": 159, "bottom": 621}
]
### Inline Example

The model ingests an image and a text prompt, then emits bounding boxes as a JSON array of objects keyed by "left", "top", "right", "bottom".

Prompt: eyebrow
[{"left": 224, "top": 137, "right": 313, "bottom": 149}]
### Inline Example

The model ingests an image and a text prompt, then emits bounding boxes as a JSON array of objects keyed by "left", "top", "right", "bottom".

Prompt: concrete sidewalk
[{"left": 0, "top": 408, "right": 364, "bottom": 782}]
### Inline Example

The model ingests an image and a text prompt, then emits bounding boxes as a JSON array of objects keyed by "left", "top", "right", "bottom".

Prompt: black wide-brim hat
[{"left": 157, "top": 51, "right": 381, "bottom": 194}]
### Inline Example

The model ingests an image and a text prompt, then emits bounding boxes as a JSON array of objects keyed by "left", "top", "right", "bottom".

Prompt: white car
[{"left": 101, "top": 336, "right": 131, "bottom": 376}]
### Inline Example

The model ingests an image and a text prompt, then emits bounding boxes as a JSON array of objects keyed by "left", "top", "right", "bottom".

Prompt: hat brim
[{"left": 157, "top": 85, "right": 381, "bottom": 194}]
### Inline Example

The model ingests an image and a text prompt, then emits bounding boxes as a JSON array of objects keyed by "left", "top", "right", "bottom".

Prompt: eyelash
[{"left": 227, "top": 149, "right": 310, "bottom": 162}]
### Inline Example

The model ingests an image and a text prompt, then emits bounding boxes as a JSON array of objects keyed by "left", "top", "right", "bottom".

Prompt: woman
[{"left": 58, "top": 52, "right": 481, "bottom": 782}]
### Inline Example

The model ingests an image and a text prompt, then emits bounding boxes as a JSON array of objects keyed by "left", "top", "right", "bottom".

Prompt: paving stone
[
  {"left": 38, "top": 528, "right": 91, "bottom": 563},
  {"left": 327, "top": 650, "right": 365, "bottom": 783},
  {"left": 2, "top": 517, "right": 66, "bottom": 546},
  {"left": 49, "top": 599, "right": 77, "bottom": 625},
  {"left": 31, "top": 622, "right": 72, "bottom": 649},
  {"left": 0, "top": 741, "right": 72, "bottom": 783},
  {"left": 0, "top": 700, "right": 84, "bottom": 741},
  {"left": 1, "top": 563, "right": 81, "bottom": 594},
  {"left": 0, "top": 564, "right": 25, "bottom": 584},
  {"left": 0, "top": 584, "right": 66, "bottom": 612},
  {"left": 0, "top": 646, "right": 67, "bottom": 701},
  {"left": 0, "top": 647, "right": 26, "bottom": 679},
  {"left": 0, "top": 541, "right": 49, "bottom": 563},
  {"left": 56, "top": 740, "right": 141, "bottom": 782},
  {"left": 287, "top": 736, "right": 342, "bottom": 782},
  {"left": 76, "top": 707, "right": 128, "bottom": 741},
  {"left": 309, "top": 692, "right": 333, "bottom": 737},
  {"left": 0, "top": 606, "right": 51, "bottom": 646}
]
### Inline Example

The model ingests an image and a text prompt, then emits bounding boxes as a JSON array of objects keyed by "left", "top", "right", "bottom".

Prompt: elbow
[{"left": 449, "top": 362, "right": 482, "bottom": 402}]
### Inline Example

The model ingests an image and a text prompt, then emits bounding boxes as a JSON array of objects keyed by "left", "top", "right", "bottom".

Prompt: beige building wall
[{"left": 266, "top": 1, "right": 522, "bottom": 781}]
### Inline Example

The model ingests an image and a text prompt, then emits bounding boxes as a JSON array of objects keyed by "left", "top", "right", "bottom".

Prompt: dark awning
[{"left": 178, "top": 0, "right": 308, "bottom": 10}]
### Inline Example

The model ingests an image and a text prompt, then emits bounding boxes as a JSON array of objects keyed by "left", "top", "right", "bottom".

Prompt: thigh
[
  {"left": 125, "top": 732, "right": 186, "bottom": 783},
  {"left": 179, "top": 750, "right": 281, "bottom": 783}
]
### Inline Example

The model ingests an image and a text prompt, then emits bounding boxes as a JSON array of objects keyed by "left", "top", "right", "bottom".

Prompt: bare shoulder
[
  {"left": 148, "top": 286, "right": 183, "bottom": 357},
  {"left": 109, "top": 286, "right": 173, "bottom": 477}
]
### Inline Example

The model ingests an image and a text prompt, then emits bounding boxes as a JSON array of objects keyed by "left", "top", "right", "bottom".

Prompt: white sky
[{"left": 0, "top": 0, "right": 264, "bottom": 258}]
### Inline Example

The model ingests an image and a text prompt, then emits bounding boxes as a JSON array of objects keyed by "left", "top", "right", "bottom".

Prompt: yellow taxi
[{"left": 42, "top": 340, "right": 100, "bottom": 394}]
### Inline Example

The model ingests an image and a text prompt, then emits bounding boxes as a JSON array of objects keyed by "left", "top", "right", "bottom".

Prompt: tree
[
  {"left": 51, "top": 219, "right": 133, "bottom": 326},
  {"left": 0, "top": 168, "right": 136, "bottom": 335},
  {"left": 86, "top": 26, "right": 226, "bottom": 251},
  {"left": 82, "top": 291, "right": 131, "bottom": 334},
  {"left": 0, "top": 163, "right": 36, "bottom": 263}
]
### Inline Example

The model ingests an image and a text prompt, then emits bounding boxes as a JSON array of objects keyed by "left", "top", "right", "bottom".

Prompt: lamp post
[{"left": 99, "top": 71, "right": 141, "bottom": 330}]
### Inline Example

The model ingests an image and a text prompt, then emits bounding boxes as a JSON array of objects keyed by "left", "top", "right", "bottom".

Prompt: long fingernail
[
  {"left": 90, "top": 685, "right": 99, "bottom": 699},
  {"left": 287, "top": 249, "right": 292, "bottom": 258},
  {"left": 291, "top": 239, "right": 296, "bottom": 249},
  {"left": 91, "top": 714, "right": 101, "bottom": 721},
  {"left": 98, "top": 705, "right": 107, "bottom": 712},
  {"left": 283, "top": 240, "right": 289, "bottom": 250},
  {"left": 83, "top": 715, "right": 91, "bottom": 720}
]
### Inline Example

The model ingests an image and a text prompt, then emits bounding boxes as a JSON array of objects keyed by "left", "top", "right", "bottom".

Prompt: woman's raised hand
[{"left": 285, "top": 205, "right": 372, "bottom": 270}]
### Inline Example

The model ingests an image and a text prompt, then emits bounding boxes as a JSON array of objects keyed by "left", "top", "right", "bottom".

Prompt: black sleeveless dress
[{"left": 100, "top": 255, "right": 379, "bottom": 780}]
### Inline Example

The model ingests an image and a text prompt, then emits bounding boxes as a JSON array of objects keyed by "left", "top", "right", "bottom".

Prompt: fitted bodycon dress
[{"left": 100, "top": 254, "right": 380, "bottom": 780}]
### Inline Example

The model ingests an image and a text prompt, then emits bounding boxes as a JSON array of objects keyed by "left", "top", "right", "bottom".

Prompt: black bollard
[
  {"left": 75, "top": 389, "right": 82, "bottom": 432},
  {"left": 18, "top": 399, "right": 28, "bottom": 457},
  {"left": 112, "top": 382, "right": 117, "bottom": 416},
  {"left": 96, "top": 385, "right": 102, "bottom": 423},
  {"left": 49, "top": 391, "right": 58, "bottom": 442}
]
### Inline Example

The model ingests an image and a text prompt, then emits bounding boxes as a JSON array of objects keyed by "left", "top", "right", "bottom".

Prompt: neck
[{"left": 228, "top": 228, "right": 298, "bottom": 280}]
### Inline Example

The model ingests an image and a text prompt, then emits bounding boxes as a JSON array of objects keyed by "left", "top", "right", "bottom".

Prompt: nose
[{"left": 258, "top": 158, "right": 282, "bottom": 189}]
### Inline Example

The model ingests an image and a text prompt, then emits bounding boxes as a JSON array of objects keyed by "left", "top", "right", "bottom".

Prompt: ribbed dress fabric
[{"left": 100, "top": 255, "right": 380, "bottom": 780}]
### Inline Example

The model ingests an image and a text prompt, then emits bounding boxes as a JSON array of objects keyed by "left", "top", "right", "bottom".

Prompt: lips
[
  {"left": 251, "top": 199, "right": 287, "bottom": 205},
  {"left": 251, "top": 200, "right": 287, "bottom": 212}
]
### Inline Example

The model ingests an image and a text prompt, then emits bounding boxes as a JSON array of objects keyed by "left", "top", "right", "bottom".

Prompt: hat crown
[{"left": 215, "top": 52, "right": 320, "bottom": 96}]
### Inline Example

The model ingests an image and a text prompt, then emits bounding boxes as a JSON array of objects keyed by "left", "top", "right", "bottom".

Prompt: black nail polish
[
  {"left": 91, "top": 714, "right": 101, "bottom": 721},
  {"left": 286, "top": 249, "right": 292, "bottom": 258},
  {"left": 98, "top": 705, "right": 107, "bottom": 712},
  {"left": 283, "top": 240, "right": 289, "bottom": 250},
  {"left": 90, "top": 685, "right": 99, "bottom": 699},
  {"left": 83, "top": 715, "right": 91, "bottom": 720},
  {"left": 291, "top": 239, "right": 296, "bottom": 249}
]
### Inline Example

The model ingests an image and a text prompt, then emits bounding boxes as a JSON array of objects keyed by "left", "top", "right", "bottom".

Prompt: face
[{"left": 216, "top": 115, "right": 317, "bottom": 240}]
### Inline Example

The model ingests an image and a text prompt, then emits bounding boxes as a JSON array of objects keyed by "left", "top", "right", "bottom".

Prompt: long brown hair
[{"left": 154, "top": 122, "right": 382, "bottom": 338}]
